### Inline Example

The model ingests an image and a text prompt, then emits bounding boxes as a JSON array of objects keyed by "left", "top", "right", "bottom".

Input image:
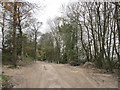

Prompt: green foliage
[
  {"left": 2, "top": 30, "right": 13, "bottom": 63},
  {"left": 58, "top": 22, "right": 79, "bottom": 65},
  {"left": 0, "top": 74, "right": 10, "bottom": 81},
  {"left": 38, "top": 33, "right": 54, "bottom": 62},
  {"left": 0, "top": 74, "right": 11, "bottom": 88},
  {"left": 2, "top": 51, "right": 12, "bottom": 63},
  {"left": 60, "top": 53, "right": 67, "bottom": 64},
  {"left": 2, "top": 30, "right": 35, "bottom": 64}
]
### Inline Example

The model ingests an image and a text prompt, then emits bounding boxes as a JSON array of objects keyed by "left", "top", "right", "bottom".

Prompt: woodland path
[{"left": 3, "top": 61, "right": 118, "bottom": 88}]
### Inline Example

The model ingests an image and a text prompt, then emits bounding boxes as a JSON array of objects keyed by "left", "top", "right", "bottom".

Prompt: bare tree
[{"left": 30, "top": 20, "right": 42, "bottom": 61}]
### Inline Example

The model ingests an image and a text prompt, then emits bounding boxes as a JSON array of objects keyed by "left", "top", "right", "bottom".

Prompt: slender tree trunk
[
  {"left": 114, "top": 2, "right": 120, "bottom": 65},
  {"left": 13, "top": 4, "right": 17, "bottom": 66},
  {"left": 83, "top": 14, "right": 91, "bottom": 61},
  {"left": 34, "top": 31, "right": 37, "bottom": 61},
  {"left": 89, "top": 13, "right": 99, "bottom": 65},
  {"left": 2, "top": 10, "right": 5, "bottom": 51},
  {"left": 18, "top": 7, "right": 23, "bottom": 61},
  {"left": 78, "top": 23, "right": 89, "bottom": 62}
]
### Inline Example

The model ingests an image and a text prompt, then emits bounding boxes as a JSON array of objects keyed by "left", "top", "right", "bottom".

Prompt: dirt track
[{"left": 3, "top": 61, "right": 118, "bottom": 88}]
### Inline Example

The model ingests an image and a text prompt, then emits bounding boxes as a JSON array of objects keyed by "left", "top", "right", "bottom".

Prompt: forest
[
  {"left": 1, "top": 1, "right": 120, "bottom": 71},
  {"left": 0, "top": 1, "right": 120, "bottom": 88}
]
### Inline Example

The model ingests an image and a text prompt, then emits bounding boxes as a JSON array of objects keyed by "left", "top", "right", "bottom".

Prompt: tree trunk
[
  {"left": 13, "top": 4, "right": 17, "bottom": 66},
  {"left": 18, "top": 7, "right": 23, "bottom": 61},
  {"left": 34, "top": 31, "right": 37, "bottom": 61},
  {"left": 2, "top": 9, "right": 5, "bottom": 51},
  {"left": 114, "top": 2, "right": 120, "bottom": 66}
]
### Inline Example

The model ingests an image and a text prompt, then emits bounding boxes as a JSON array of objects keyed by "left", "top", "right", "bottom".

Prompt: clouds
[
  {"left": 26, "top": 0, "right": 77, "bottom": 33},
  {"left": 35, "top": 0, "right": 71, "bottom": 33}
]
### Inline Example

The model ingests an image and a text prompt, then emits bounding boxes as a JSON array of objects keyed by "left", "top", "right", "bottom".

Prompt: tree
[
  {"left": 1, "top": 1, "right": 43, "bottom": 65},
  {"left": 1, "top": 6, "right": 5, "bottom": 51},
  {"left": 46, "top": 2, "right": 119, "bottom": 71},
  {"left": 30, "top": 20, "right": 42, "bottom": 61},
  {"left": 16, "top": 2, "right": 37, "bottom": 61},
  {"left": 38, "top": 33, "right": 54, "bottom": 62},
  {"left": 48, "top": 18, "right": 62, "bottom": 64}
]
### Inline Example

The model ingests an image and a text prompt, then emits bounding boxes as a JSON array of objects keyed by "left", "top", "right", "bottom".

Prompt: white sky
[
  {"left": 0, "top": 0, "right": 78, "bottom": 48},
  {"left": 25, "top": 0, "right": 78, "bottom": 33}
]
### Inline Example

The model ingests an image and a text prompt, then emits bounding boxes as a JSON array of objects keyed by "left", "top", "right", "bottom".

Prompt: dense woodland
[{"left": 0, "top": 2, "right": 120, "bottom": 72}]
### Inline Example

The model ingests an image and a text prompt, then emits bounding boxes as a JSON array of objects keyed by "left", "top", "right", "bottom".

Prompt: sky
[
  {"left": 0, "top": 0, "right": 78, "bottom": 48},
  {"left": 25, "top": 0, "right": 78, "bottom": 33}
]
